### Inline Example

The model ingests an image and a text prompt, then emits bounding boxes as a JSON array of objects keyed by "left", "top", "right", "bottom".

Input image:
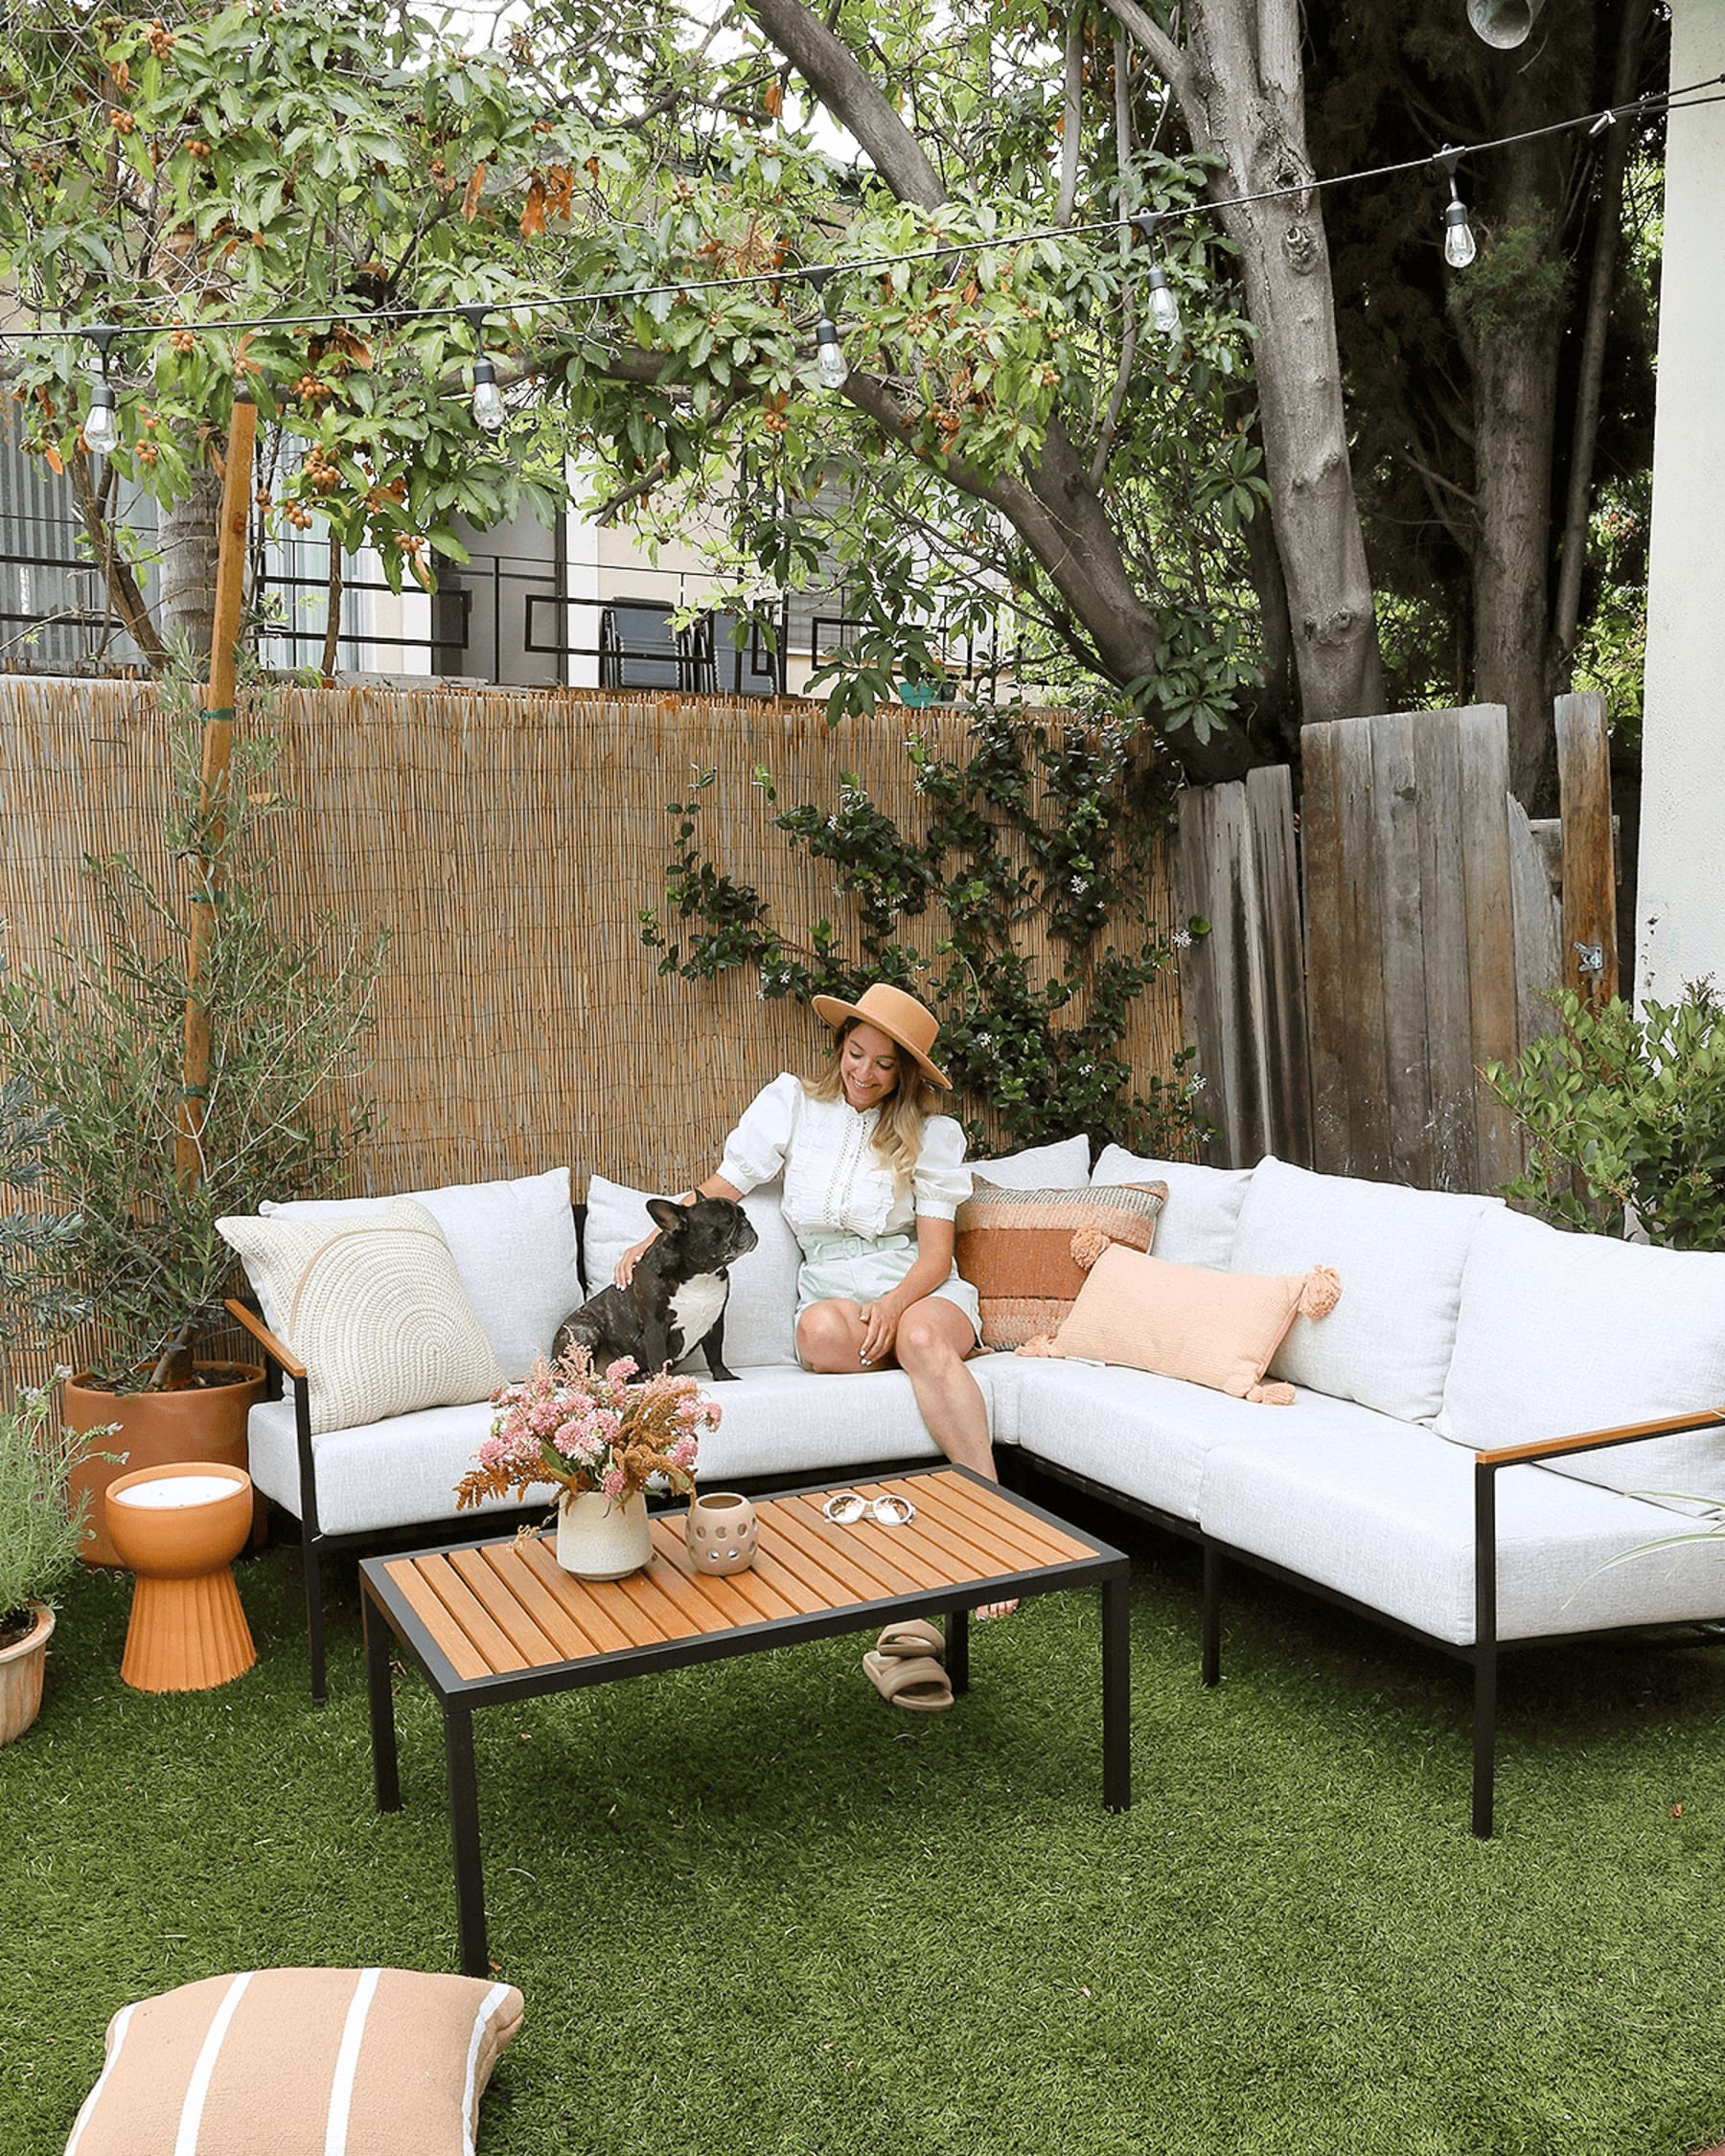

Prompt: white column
[{"left": 1635, "top": 0, "right": 1725, "bottom": 1003}]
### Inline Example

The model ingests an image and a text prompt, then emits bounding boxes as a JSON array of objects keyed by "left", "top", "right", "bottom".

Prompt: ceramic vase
[
  {"left": 0, "top": 1603, "right": 54, "bottom": 1746},
  {"left": 684, "top": 1491, "right": 758, "bottom": 1574},
  {"left": 556, "top": 1488, "right": 652, "bottom": 1580}
]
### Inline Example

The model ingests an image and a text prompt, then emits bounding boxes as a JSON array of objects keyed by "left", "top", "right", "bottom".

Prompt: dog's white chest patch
[{"left": 668, "top": 1273, "right": 727, "bottom": 1348}]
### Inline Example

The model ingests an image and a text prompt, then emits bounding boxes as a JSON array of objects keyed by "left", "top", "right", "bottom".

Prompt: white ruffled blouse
[{"left": 718, "top": 1071, "right": 972, "bottom": 1245}]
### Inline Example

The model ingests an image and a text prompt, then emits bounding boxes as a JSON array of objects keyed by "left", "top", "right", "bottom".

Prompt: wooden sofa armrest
[
  {"left": 1475, "top": 1406, "right": 1725, "bottom": 1470},
  {"left": 225, "top": 1296, "right": 308, "bottom": 1381}
]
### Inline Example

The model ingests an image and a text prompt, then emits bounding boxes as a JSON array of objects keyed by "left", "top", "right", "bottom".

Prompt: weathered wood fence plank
[
  {"left": 1457, "top": 704, "right": 1523, "bottom": 1196},
  {"left": 1174, "top": 768, "right": 1310, "bottom": 1168},
  {"left": 1555, "top": 690, "right": 1619, "bottom": 1007},
  {"left": 1412, "top": 713, "right": 1478, "bottom": 1192}
]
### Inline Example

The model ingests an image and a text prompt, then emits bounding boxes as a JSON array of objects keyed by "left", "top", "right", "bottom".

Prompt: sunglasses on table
[{"left": 821, "top": 1491, "right": 918, "bottom": 1526}]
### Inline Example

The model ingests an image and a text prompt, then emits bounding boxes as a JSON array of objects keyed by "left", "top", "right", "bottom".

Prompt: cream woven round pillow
[{"left": 218, "top": 1198, "right": 503, "bottom": 1434}]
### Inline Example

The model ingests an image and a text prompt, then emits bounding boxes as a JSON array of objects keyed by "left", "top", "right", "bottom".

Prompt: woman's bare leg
[{"left": 892, "top": 1299, "right": 1017, "bottom": 1618}]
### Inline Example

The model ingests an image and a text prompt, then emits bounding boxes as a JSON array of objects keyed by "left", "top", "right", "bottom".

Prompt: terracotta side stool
[{"left": 104, "top": 1463, "right": 258, "bottom": 1692}]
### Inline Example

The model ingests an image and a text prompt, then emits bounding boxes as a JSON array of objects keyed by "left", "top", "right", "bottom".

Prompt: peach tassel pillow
[{"left": 1020, "top": 1238, "right": 1342, "bottom": 1404}]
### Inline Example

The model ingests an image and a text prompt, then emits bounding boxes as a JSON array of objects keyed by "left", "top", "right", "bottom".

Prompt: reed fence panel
[{"left": 0, "top": 680, "right": 1186, "bottom": 1246}]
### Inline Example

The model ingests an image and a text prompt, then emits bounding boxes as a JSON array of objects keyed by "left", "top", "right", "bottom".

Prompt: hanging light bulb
[
  {"left": 1133, "top": 215, "right": 1184, "bottom": 341},
  {"left": 471, "top": 355, "right": 507, "bottom": 434},
  {"left": 805, "top": 269, "right": 848, "bottom": 390},
  {"left": 83, "top": 381, "right": 120, "bottom": 457},
  {"left": 81, "top": 325, "right": 120, "bottom": 456},
  {"left": 1438, "top": 150, "right": 1478, "bottom": 269},
  {"left": 458, "top": 306, "right": 507, "bottom": 433}
]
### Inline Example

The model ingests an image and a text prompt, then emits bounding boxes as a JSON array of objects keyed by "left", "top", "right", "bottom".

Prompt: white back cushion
[
  {"left": 971, "top": 1135, "right": 1092, "bottom": 1189},
  {"left": 582, "top": 1175, "right": 802, "bottom": 1370},
  {"left": 1229, "top": 1156, "right": 1497, "bottom": 1424},
  {"left": 1092, "top": 1145, "right": 1251, "bottom": 1270},
  {"left": 262, "top": 1167, "right": 578, "bottom": 1382},
  {"left": 1437, "top": 1206, "right": 1725, "bottom": 1506}
]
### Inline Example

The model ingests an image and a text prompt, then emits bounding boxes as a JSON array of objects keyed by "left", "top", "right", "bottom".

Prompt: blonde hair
[{"left": 804, "top": 1020, "right": 940, "bottom": 1194}]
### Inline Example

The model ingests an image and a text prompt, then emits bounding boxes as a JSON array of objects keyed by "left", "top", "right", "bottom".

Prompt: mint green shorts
[{"left": 794, "top": 1230, "right": 981, "bottom": 1352}]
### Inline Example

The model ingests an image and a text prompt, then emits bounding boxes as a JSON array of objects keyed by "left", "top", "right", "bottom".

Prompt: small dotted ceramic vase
[{"left": 685, "top": 1491, "right": 758, "bottom": 1574}]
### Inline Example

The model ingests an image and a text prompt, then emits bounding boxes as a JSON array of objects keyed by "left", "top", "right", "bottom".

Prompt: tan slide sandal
[
  {"left": 862, "top": 1650, "right": 954, "bottom": 1713},
  {"left": 874, "top": 1618, "right": 946, "bottom": 1662}
]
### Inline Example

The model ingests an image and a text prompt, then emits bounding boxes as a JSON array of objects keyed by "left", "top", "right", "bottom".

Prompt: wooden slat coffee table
[{"left": 359, "top": 1463, "right": 1131, "bottom": 1974}]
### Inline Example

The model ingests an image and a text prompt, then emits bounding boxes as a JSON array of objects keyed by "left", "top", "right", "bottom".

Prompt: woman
[{"left": 618, "top": 983, "right": 1014, "bottom": 1614}]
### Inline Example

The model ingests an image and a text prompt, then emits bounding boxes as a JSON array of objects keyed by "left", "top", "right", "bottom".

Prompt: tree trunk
[
  {"left": 156, "top": 462, "right": 226, "bottom": 670},
  {"left": 1181, "top": 0, "right": 1384, "bottom": 727},
  {"left": 1463, "top": 137, "right": 1567, "bottom": 810},
  {"left": 1471, "top": 322, "right": 1561, "bottom": 809}
]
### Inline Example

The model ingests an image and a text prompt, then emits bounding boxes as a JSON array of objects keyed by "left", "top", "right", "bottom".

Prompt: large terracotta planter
[
  {"left": 65, "top": 1365, "right": 264, "bottom": 1568},
  {"left": 0, "top": 1602, "right": 54, "bottom": 1746}
]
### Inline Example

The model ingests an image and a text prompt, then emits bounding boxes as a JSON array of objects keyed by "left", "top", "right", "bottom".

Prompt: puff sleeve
[
  {"left": 717, "top": 1071, "right": 803, "bottom": 1195},
  {"left": 912, "top": 1113, "right": 972, "bottom": 1220}
]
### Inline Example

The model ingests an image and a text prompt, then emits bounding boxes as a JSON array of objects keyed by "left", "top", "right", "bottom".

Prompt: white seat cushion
[
  {"left": 1199, "top": 1420, "right": 1725, "bottom": 1645},
  {"left": 1012, "top": 1360, "right": 1404, "bottom": 1523},
  {"left": 1436, "top": 1207, "right": 1725, "bottom": 1509},
  {"left": 1092, "top": 1146, "right": 1251, "bottom": 1269},
  {"left": 691, "top": 1366, "right": 944, "bottom": 1480},
  {"left": 247, "top": 1396, "right": 540, "bottom": 1538},
  {"left": 581, "top": 1175, "right": 803, "bottom": 1370},
  {"left": 1228, "top": 1156, "right": 1497, "bottom": 1424},
  {"left": 249, "top": 1365, "right": 1031, "bottom": 1533},
  {"left": 263, "top": 1169, "right": 579, "bottom": 1382}
]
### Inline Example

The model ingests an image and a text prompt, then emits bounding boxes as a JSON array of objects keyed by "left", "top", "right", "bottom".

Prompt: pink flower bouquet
[{"left": 454, "top": 1345, "right": 720, "bottom": 1511}]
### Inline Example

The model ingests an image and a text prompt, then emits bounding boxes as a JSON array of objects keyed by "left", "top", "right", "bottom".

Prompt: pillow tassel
[
  {"left": 1018, "top": 1333, "right": 1058, "bottom": 1358},
  {"left": 1298, "top": 1265, "right": 1343, "bottom": 1320},
  {"left": 1245, "top": 1380, "right": 1298, "bottom": 1407},
  {"left": 1068, "top": 1226, "right": 1113, "bottom": 1271}
]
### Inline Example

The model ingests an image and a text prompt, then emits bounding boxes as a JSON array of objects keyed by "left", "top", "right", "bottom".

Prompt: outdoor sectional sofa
[{"left": 227, "top": 1138, "right": 1725, "bottom": 1836}]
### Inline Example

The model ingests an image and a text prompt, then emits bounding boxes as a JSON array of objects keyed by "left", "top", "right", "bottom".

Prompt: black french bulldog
[{"left": 552, "top": 1194, "right": 759, "bottom": 1381}]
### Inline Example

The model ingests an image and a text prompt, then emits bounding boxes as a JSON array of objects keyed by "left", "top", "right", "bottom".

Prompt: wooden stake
[{"left": 175, "top": 396, "right": 258, "bottom": 1186}]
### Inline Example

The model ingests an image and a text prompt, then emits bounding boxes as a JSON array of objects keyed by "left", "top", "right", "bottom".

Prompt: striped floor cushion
[
  {"left": 64, "top": 1967, "right": 524, "bottom": 2156},
  {"left": 954, "top": 1179, "right": 1168, "bottom": 1350}
]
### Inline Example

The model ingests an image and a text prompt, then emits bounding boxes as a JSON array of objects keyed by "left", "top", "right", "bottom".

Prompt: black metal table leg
[
  {"left": 444, "top": 1703, "right": 488, "bottom": 1976},
  {"left": 1102, "top": 1571, "right": 1131, "bottom": 1811},
  {"left": 946, "top": 1606, "right": 970, "bottom": 1696},
  {"left": 363, "top": 1587, "right": 401, "bottom": 1814}
]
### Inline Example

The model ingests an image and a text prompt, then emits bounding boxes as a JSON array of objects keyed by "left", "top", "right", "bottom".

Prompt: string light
[
  {"left": 1438, "top": 149, "right": 1478, "bottom": 269},
  {"left": 804, "top": 268, "right": 848, "bottom": 391},
  {"left": 459, "top": 306, "right": 507, "bottom": 433},
  {"left": 80, "top": 326, "right": 120, "bottom": 456},
  {"left": 1132, "top": 214, "right": 1183, "bottom": 339},
  {"left": 1, "top": 70, "right": 1714, "bottom": 441}
]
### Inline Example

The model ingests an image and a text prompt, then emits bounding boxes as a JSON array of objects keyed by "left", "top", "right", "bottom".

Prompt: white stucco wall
[{"left": 1635, "top": 0, "right": 1725, "bottom": 1002}]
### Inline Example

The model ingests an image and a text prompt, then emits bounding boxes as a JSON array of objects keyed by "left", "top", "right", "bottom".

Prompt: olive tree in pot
[{"left": 0, "top": 681, "right": 383, "bottom": 1563}]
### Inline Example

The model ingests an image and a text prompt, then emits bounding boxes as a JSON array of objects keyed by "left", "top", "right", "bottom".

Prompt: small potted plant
[
  {"left": 0, "top": 679, "right": 382, "bottom": 1562},
  {"left": 455, "top": 1348, "right": 719, "bottom": 1580},
  {"left": 0, "top": 1371, "right": 116, "bottom": 1744}
]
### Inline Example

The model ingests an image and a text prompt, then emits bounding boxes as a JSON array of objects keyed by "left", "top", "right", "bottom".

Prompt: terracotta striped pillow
[
  {"left": 954, "top": 1179, "right": 1167, "bottom": 1349},
  {"left": 64, "top": 1967, "right": 524, "bottom": 2156}
]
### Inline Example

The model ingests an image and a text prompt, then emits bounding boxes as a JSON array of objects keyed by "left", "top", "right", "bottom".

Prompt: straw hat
[{"left": 811, "top": 982, "right": 951, "bottom": 1089}]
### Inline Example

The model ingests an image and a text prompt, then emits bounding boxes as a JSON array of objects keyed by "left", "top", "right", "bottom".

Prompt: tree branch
[
  {"left": 744, "top": 0, "right": 947, "bottom": 209},
  {"left": 67, "top": 452, "right": 167, "bottom": 670},
  {"left": 1056, "top": 8, "right": 1083, "bottom": 226},
  {"left": 1095, "top": 0, "right": 1191, "bottom": 110}
]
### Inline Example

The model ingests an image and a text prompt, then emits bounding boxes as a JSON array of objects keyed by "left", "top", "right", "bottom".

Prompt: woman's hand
[
  {"left": 615, "top": 1230, "right": 657, "bottom": 1287},
  {"left": 858, "top": 1291, "right": 909, "bottom": 1367}
]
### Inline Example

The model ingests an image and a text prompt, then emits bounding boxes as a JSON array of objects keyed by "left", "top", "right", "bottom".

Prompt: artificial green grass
[{"left": 7, "top": 1476, "right": 1725, "bottom": 2156}]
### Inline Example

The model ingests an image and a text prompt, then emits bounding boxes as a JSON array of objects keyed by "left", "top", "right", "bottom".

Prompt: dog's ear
[{"left": 646, "top": 1197, "right": 687, "bottom": 1233}]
